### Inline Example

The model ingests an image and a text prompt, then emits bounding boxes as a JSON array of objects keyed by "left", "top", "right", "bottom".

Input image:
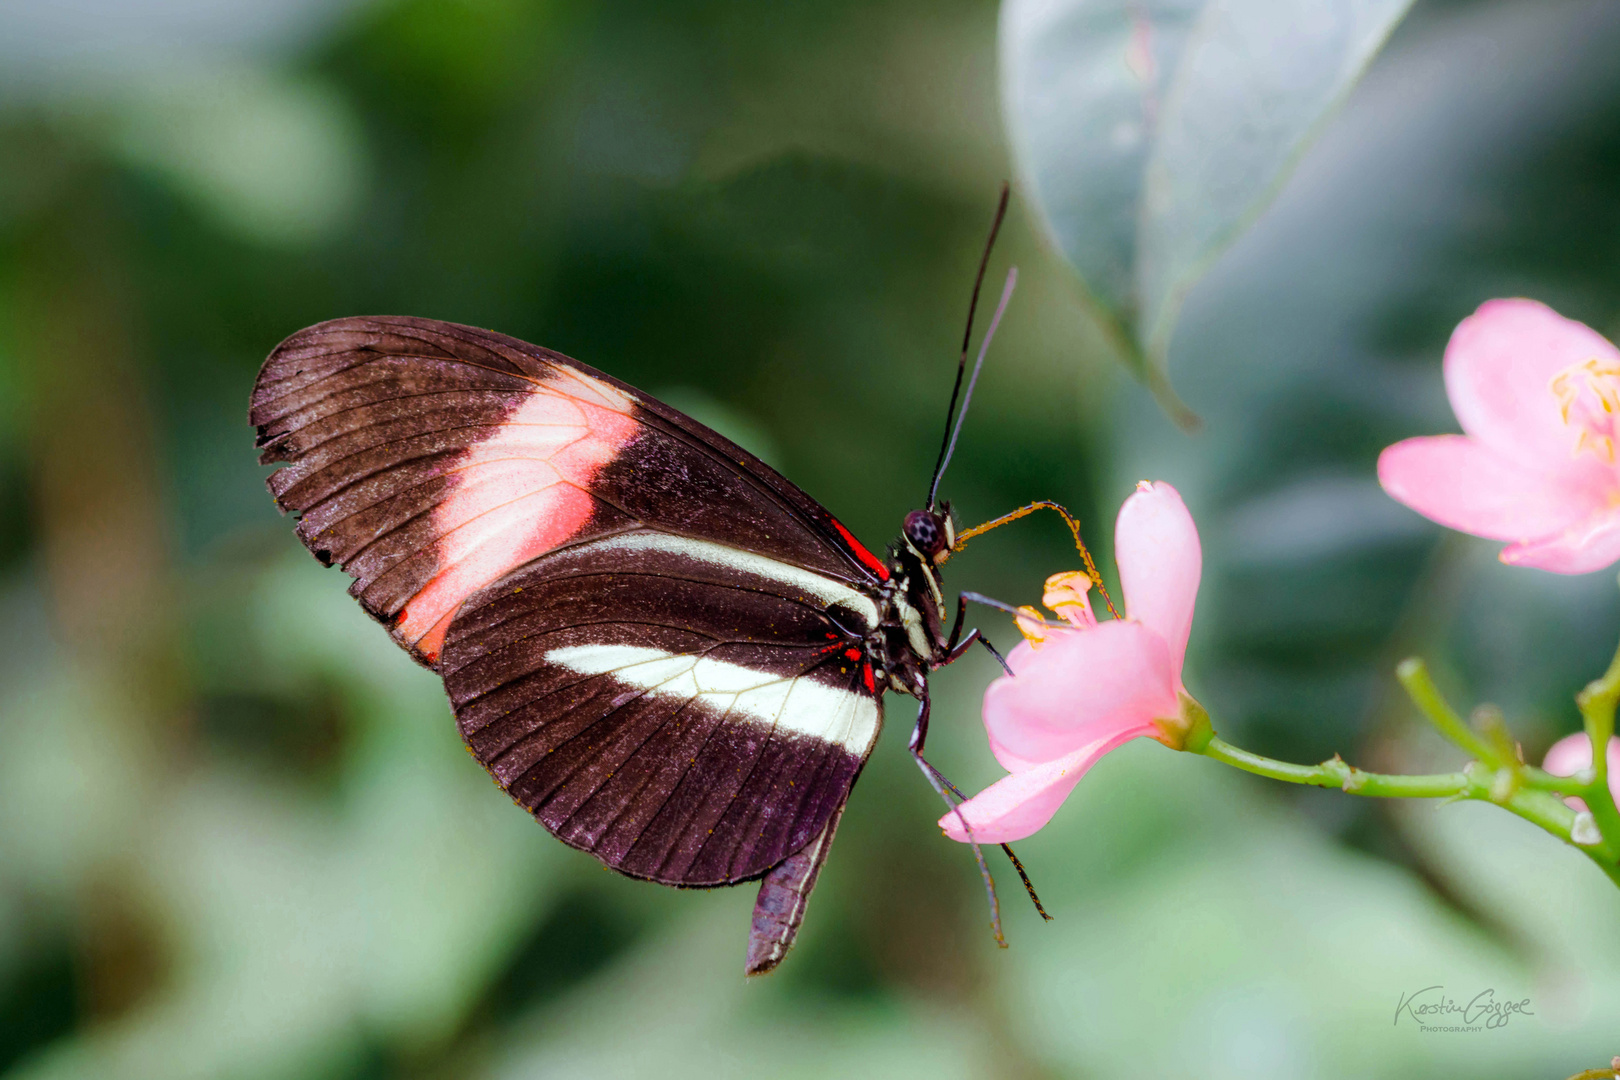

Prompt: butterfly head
[{"left": 903, "top": 507, "right": 955, "bottom": 564}]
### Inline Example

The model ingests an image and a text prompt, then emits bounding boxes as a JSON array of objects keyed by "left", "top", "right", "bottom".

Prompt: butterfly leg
[
  {"left": 945, "top": 628, "right": 980, "bottom": 663},
  {"left": 914, "top": 647, "right": 1047, "bottom": 922},
  {"left": 908, "top": 690, "right": 1006, "bottom": 948},
  {"left": 943, "top": 592, "right": 972, "bottom": 654},
  {"left": 942, "top": 593, "right": 1012, "bottom": 673},
  {"left": 976, "top": 634, "right": 1012, "bottom": 674},
  {"left": 928, "top": 766, "right": 1052, "bottom": 924}
]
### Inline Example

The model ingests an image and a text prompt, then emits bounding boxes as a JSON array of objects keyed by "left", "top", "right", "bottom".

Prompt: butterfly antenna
[
  {"left": 927, "top": 182, "right": 1010, "bottom": 511},
  {"left": 933, "top": 266, "right": 1016, "bottom": 503}
]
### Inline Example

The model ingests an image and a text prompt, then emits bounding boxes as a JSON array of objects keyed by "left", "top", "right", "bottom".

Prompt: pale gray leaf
[
  {"left": 1138, "top": 0, "right": 1415, "bottom": 358},
  {"left": 1002, "top": 0, "right": 1415, "bottom": 408},
  {"left": 1000, "top": 0, "right": 1203, "bottom": 331}
]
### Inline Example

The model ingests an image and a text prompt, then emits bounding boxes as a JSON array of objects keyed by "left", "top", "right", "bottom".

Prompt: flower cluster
[{"left": 948, "top": 299, "right": 1620, "bottom": 853}]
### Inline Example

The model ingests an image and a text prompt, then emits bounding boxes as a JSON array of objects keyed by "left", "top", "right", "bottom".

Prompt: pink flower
[
  {"left": 1378, "top": 298, "right": 1620, "bottom": 574},
  {"left": 940, "top": 481, "right": 1201, "bottom": 844},
  {"left": 1542, "top": 733, "right": 1620, "bottom": 811}
]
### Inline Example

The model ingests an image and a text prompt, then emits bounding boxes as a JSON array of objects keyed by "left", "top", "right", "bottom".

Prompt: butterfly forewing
[
  {"left": 439, "top": 529, "right": 884, "bottom": 885},
  {"left": 251, "top": 315, "right": 901, "bottom": 968},
  {"left": 250, "top": 316, "right": 887, "bottom": 667}
]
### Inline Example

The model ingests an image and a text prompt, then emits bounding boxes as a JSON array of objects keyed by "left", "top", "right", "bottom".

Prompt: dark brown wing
[
  {"left": 249, "top": 316, "right": 891, "bottom": 666},
  {"left": 439, "top": 528, "right": 885, "bottom": 887}
]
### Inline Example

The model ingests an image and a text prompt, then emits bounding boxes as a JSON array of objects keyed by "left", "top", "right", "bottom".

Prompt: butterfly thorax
[{"left": 867, "top": 508, "right": 956, "bottom": 697}]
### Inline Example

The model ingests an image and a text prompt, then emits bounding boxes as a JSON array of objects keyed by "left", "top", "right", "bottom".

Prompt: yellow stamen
[
  {"left": 1551, "top": 357, "right": 1620, "bottom": 462},
  {"left": 1041, "top": 570, "right": 1096, "bottom": 627},
  {"left": 1014, "top": 605, "right": 1048, "bottom": 648}
]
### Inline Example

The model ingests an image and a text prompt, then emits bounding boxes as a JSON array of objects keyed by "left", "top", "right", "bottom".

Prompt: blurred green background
[{"left": 2, "top": 0, "right": 1619, "bottom": 1077}]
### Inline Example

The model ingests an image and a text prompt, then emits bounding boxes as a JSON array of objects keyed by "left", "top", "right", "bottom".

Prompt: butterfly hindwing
[
  {"left": 250, "top": 316, "right": 888, "bottom": 667},
  {"left": 439, "top": 528, "right": 884, "bottom": 886}
]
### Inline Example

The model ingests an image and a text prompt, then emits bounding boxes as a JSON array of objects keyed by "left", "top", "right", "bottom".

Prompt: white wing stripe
[
  {"left": 592, "top": 532, "right": 882, "bottom": 626},
  {"left": 545, "top": 644, "right": 879, "bottom": 756}
]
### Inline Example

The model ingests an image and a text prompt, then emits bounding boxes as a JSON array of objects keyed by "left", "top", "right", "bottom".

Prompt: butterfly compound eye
[{"left": 903, "top": 510, "right": 945, "bottom": 556}]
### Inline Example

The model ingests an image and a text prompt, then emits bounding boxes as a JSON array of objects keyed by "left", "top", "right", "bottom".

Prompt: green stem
[
  {"left": 1491, "top": 782, "right": 1620, "bottom": 888},
  {"left": 1581, "top": 842, "right": 1620, "bottom": 891},
  {"left": 1391, "top": 651, "right": 1620, "bottom": 882},
  {"left": 1519, "top": 765, "right": 1597, "bottom": 795},
  {"left": 1194, "top": 737, "right": 1620, "bottom": 884},
  {"left": 1177, "top": 640, "right": 1620, "bottom": 891},
  {"left": 1498, "top": 785, "right": 1583, "bottom": 849},
  {"left": 1395, "top": 658, "right": 1501, "bottom": 765},
  {"left": 1577, "top": 639, "right": 1620, "bottom": 852},
  {"left": 1201, "top": 737, "right": 1468, "bottom": 797}
]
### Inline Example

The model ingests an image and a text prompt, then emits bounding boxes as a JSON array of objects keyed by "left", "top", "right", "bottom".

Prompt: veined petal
[
  {"left": 1115, "top": 481, "right": 1201, "bottom": 686},
  {"left": 1445, "top": 298, "right": 1620, "bottom": 475},
  {"left": 1501, "top": 506, "right": 1620, "bottom": 574},
  {"left": 983, "top": 619, "right": 1177, "bottom": 769},
  {"left": 1377, "top": 434, "right": 1602, "bottom": 542},
  {"left": 939, "top": 723, "right": 1156, "bottom": 844}
]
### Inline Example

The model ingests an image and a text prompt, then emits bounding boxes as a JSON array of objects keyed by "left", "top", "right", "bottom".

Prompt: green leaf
[{"left": 1001, "top": 0, "right": 1415, "bottom": 422}]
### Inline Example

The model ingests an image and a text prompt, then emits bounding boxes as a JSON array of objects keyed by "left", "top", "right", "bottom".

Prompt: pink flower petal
[
  {"left": 1542, "top": 733, "right": 1620, "bottom": 810},
  {"left": 1115, "top": 481, "right": 1201, "bottom": 686},
  {"left": 982, "top": 620, "right": 1176, "bottom": 770},
  {"left": 938, "top": 723, "right": 1156, "bottom": 843},
  {"left": 1445, "top": 298, "right": 1620, "bottom": 473},
  {"left": 1501, "top": 506, "right": 1620, "bottom": 574},
  {"left": 1377, "top": 434, "right": 1602, "bottom": 542},
  {"left": 984, "top": 640, "right": 1046, "bottom": 771}
]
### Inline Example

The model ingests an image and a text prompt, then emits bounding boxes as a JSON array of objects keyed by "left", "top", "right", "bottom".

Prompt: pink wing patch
[
  {"left": 252, "top": 317, "right": 650, "bottom": 671},
  {"left": 395, "top": 369, "right": 638, "bottom": 662},
  {"left": 255, "top": 316, "right": 882, "bottom": 674}
]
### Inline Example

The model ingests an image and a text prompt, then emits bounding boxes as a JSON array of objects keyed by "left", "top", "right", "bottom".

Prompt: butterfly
[{"left": 248, "top": 189, "right": 1044, "bottom": 974}]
